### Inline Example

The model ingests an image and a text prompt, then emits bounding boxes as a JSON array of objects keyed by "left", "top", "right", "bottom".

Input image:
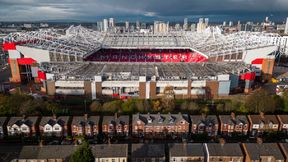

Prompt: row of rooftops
[
  {"left": 1, "top": 143, "right": 288, "bottom": 161},
  {"left": 40, "top": 61, "right": 249, "bottom": 81},
  {"left": 3, "top": 25, "right": 279, "bottom": 58},
  {"left": 1, "top": 113, "right": 287, "bottom": 130}
]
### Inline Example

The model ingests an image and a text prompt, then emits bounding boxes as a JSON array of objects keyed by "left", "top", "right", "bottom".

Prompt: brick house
[
  {"left": 131, "top": 144, "right": 165, "bottom": 162},
  {"left": 190, "top": 115, "right": 219, "bottom": 137},
  {"left": 248, "top": 113, "right": 279, "bottom": 137},
  {"left": 71, "top": 114, "right": 100, "bottom": 137},
  {"left": 169, "top": 143, "right": 205, "bottom": 162},
  {"left": 7, "top": 116, "right": 39, "bottom": 136},
  {"left": 17, "top": 145, "right": 78, "bottom": 162},
  {"left": 242, "top": 143, "right": 285, "bottom": 162},
  {"left": 102, "top": 114, "right": 129, "bottom": 137},
  {"left": 277, "top": 115, "right": 288, "bottom": 134},
  {"left": 132, "top": 112, "right": 190, "bottom": 137},
  {"left": 206, "top": 142, "right": 244, "bottom": 162},
  {"left": 39, "top": 115, "right": 70, "bottom": 137},
  {"left": 92, "top": 144, "right": 128, "bottom": 162},
  {"left": 219, "top": 112, "right": 249, "bottom": 136}
]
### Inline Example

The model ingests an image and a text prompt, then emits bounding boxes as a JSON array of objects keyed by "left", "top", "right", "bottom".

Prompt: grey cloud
[{"left": 0, "top": 0, "right": 287, "bottom": 21}]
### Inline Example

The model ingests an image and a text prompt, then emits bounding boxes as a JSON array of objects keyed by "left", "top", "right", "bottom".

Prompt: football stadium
[{"left": 1, "top": 25, "right": 281, "bottom": 99}]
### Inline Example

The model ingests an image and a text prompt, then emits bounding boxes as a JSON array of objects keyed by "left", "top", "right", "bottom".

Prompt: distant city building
[
  {"left": 136, "top": 21, "right": 140, "bottom": 30},
  {"left": 109, "top": 18, "right": 115, "bottom": 28},
  {"left": 223, "top": 21, "right": 227, "bottom": 26},
  {"left": 175, "top": 23, "right": 181, "bottom": 31},
  {"left": 125, "top": 21, "right": 129, "bottom": 31},
  {"left": 141, "top": 23, "right": 146, "bottom": 29},
  {"left": 103, "top": 19, "right": 108, "bottom": 32},
  {"left": 40, "top": 23, "right": 49, "bottom": 28},
  {"left": 229, "top": 21, "right": 233, "bottom": 27},
  {"left": 183, "top": 17, "right": 188, "bottom": 31},
  {"left": 197, "top": 18, "right": 208, "bottom": 33},
  {"left": 285, "top": 17, "right": 288, "bottom": 34},
  {"left": 97, "top": 21, "right": 104, "bottom": 32},
  {"left": 154, "top": 21, "right": 169, "bottom": 33},
  {"left": 191, "top": 24, "right": 196, "bottom": 32},
  {"left": 23, "top": 24, "right": 32, "bottom": 28}
]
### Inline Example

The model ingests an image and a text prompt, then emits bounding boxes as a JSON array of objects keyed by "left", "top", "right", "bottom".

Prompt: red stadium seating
[{"left": 85, "top": 49, "right": 208, "bottom": 63}]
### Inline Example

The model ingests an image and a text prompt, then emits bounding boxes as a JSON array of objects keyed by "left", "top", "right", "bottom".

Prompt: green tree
[
  {"left": 121, "top": 99, "right": 136, "bottom": 113},
  {"left": 216, "top": 103, "right": 225, "bottom": 112},
  {"left": 70, "top": 141, "right": 94, "bottom": 162},
  {"left": 90, "top": 100, "right": 102, "bottom": 112},
  {"left": 102, "top": 100, "right": 122, "bottom": 113},
  {"left": 180, "top": 100, "right": 189, "bottom": 111},
  {"left": 281, "top": 90, "right": 288, "bottom": 112},
  {"left": 245, "top": 89, "right": 276, "bottom": 113},
  {"left": 152, "top": 100, "right": 162, "bottom": 112},
  {"left": 201, "top": 106, "right": 210, "bottom": 114},
  {"left": 187, "top": 101, "right": 200, "bottom": 112},
  {"left": 134, "top": 100, "right": 145, "bottom": 112}
]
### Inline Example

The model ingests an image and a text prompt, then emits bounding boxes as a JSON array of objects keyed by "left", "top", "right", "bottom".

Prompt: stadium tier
[{"left": 84, "top": 49, "right": 207, "bottom": 62}]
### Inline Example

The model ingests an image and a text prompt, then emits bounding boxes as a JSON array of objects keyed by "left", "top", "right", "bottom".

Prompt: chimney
[
  {"left": 256, "top": 137, "right": 263, "bottom": 144},
  {"left": 108, "top": 137, "right": 111, "bottom": 145},
  {"left": 201, "top": 113, "right": 206, "bottom": 119},
  {"left": 53, "top": 114, "right": 57, "bottom": 120},
  {"left": 84, "top": 114, "right": 88, "bottom": 121},
  {"left": 39, "top": 140, "right": 43, "bottom": 147},
  {"left": 260, "top": 112, "right": 265, "bottom": 119},
  {"left": 219, "top": 138, "right": 225, "bottom": 146},
  {"left": 231, "top": 112, "right": 236, "bottom": 120},
  {"left": 114, "top": 113, "right": 118, "bottom": 120}
]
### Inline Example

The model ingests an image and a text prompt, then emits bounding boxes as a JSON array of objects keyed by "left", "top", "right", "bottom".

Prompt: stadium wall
[{"left": 44, "top": 73, "right": 250, "bottom": 100}]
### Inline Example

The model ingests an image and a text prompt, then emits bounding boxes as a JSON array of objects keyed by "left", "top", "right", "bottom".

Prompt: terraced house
[
  {"left": 39, "top": 115, "right": 70, "bottom": 137},
  {"left": 219, "top": 113, "right": 249, "bottom": 136},
  {"left": 190, "top": 115, "right": 219, "bottom": 137},
  {"left": 102, "top": 114, "right": 129, "bottom": 137},
  {"left": 169, "top": 143, "right": 205, "bottom": 162},
  {"left": 242, "top": 143, "right": 285, "bottom": 162},
  {"left": 71, "top": 114, "right": 100, "bottom": 137},
  {"left": 248, "top": 113, "right": 279, "bottom": 137},
  {"left": 206, "top": 142, "right": 244, "bottom": 162},
  {"left": 7, "top": 116, "right": 39, "bottom": 136},
  {"left": 132, "top": 112, "right": 190, "bottom": 137},
  {"left": 277, "top": 115, "right": 288, "bottom": 134}
]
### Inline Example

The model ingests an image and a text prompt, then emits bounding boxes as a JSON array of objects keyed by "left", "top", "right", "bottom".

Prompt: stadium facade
[{"left": 1, "top": 26, "right": 285, "bottom": 99}]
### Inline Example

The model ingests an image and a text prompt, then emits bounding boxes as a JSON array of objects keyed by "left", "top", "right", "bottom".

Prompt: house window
[
  {"left": 55, "top": 127, "right": 60, "bottom": 131},
  {"left": 22, "top": 127, "right": 28, "bottom": 131},
  {"left": 45, "top": 127, "right": 51, "bottom": 131}
]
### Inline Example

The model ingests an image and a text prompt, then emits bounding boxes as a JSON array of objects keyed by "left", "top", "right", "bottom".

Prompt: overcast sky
[{"left": 0, "top": 0, "right": 288, "bottom": 21}]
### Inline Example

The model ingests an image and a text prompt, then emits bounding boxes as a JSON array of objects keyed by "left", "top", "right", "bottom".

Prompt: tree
[
  {"left": 245, "top": 89, "right": 276, "bottom": 113},
  {"left": 187, "top": 101, "right": 200, "bottom": 112},
  {"left": 90, "top": 100, "right": 102, "bottom": 112},
  {"left": 134, "top": 100, "right": 145, "bottom": 112},
  {"left": 70, "top": 141, "right": 94, "bottom": 162},
  {"left": 151, "top": 100, "right": 162, "bottom": 112},
  {"left": 281, "top": 90, "right": 288, "bottom": 112},
  {"left": 216, "top": 103, "right": 224, "bottom": 113},
  {"left": 201, "top": 106, "right": 210, "bottom": 114},
  {"left": 121, "top": 99, "right": 136, "bottom": 113},
  {"left": 180, "top": 100, "right": 189, "bottom": 111},
  {"left": 102, "top": 100, "right": 122, "bottom": 113}
]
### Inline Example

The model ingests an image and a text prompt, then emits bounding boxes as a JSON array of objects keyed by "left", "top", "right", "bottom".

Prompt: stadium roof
[
  {"left": 3, "top": 25, "right": 279, "bottom": 58},
  {"left": 40, "top": 61, "right": 250, "bottom": 81}
]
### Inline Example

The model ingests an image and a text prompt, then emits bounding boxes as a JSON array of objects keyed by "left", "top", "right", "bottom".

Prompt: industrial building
[{"left": 1, "top": 25, "right": 284, "bottom": 99}]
